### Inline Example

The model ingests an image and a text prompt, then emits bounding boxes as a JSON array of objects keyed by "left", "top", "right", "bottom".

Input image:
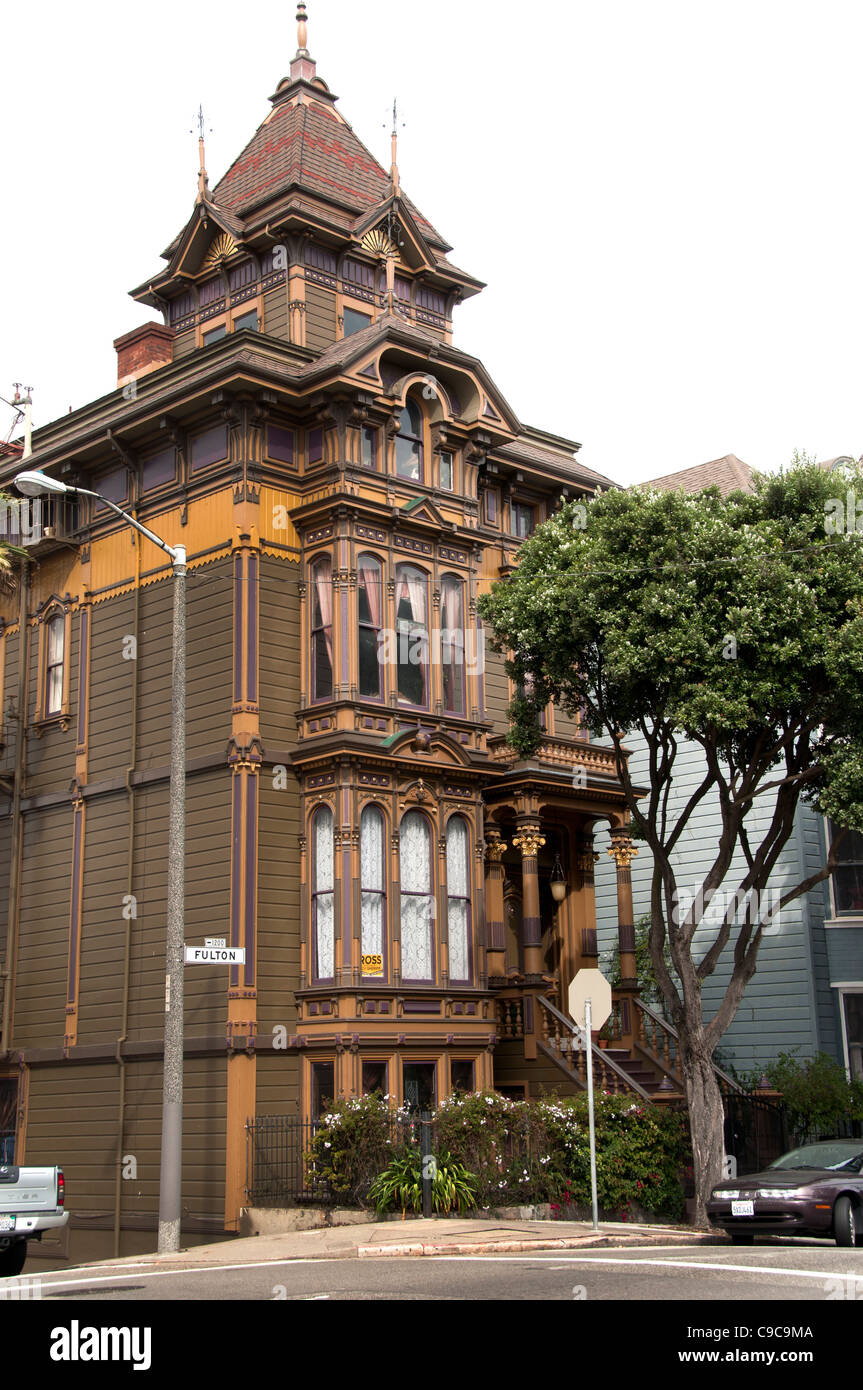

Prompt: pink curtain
[
  {"left": 359, "top": 556, "right": 382, "bottom": 629},
  {"left": 314, "top": 560, "right": 334, "bottom": 667}
]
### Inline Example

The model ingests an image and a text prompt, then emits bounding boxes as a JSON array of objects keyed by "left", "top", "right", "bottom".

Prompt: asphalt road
[{"left": 19, "top": 1242, "right": 863, "bottom": 1302}]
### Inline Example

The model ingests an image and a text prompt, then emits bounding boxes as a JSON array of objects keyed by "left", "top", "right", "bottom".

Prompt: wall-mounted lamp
[{"left": 550, "top": 854, "right": 567, "bottom": 904}]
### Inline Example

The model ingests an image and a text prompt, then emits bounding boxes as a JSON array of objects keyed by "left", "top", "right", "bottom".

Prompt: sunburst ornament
[
  {"left": 361, "top": 227, "right": 396, "bottom": 259},
  {"left": 201, "top": 233, "right": 238, "bottom": 270}
]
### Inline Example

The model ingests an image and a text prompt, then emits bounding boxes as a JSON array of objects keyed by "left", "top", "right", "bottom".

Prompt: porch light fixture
[{"left": 550, "top": 854, "right": 567, "bottom": 903}]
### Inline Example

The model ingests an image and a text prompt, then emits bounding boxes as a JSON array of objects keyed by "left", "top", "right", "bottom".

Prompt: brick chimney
[{"left": 114, "top": 323, "right": 174, "bottom": 389}]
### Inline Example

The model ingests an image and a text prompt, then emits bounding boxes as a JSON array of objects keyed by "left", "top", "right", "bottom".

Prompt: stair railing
[
  {"left": 633, "top": 998, "right": 741, "bottom": 1094},
  {"left": 537, "top": 994, "right": 651, "bottom": 1100}
]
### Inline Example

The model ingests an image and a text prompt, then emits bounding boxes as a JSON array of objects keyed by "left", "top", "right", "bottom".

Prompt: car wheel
[
  {"left": 833, "top": 1196, "right": 858, "bottom": 1248},
  {"left": 730, "top": 1231, "right": 755, "bottom": 1245},
  {"left": 0, "top": 1241, "right": 27, "bottom": 1277}
]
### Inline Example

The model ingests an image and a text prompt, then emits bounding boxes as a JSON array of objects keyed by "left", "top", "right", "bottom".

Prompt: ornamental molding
[{"left": 201, "top": 233, "right": 239, "bottom": 270}]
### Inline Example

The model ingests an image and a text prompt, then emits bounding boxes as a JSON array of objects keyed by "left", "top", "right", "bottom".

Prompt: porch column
[
  {"left": 574, "top": 831, "right": 600, "bottom": 967},
  {"left": 512, "top": 822, "right": 545, "bottom": 979},
  {"left": 608, "top": 828, "right": 638, "bottom": 1049},
  {"left": 484, "top": 830, "right": 508, "bottom": 983}
]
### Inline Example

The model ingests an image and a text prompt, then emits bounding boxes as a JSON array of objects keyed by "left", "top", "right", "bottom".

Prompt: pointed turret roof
[{"left": 132, "top": 7, "right": 482, "bottom": 307}]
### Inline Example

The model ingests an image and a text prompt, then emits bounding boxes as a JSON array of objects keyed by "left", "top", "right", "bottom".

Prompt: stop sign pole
[
  {"left": 568, "top": 970, "right": 612, "bottom": 1233},
  {"left": 583, "top": 997, "right": 599, "bottom": 1232}
]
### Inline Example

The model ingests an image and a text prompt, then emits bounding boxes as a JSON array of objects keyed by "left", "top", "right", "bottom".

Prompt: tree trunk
[{"left": 680, "top": 1038, "right": 726, "bottom": 1227}]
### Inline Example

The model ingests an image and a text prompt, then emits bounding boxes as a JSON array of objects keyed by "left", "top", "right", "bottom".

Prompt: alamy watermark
[
  {"left": 0, "top": 497, "right": 42, "bottom": 542},
  {"left": 672, "top": 883, "right": 783, "bottom": 935}
]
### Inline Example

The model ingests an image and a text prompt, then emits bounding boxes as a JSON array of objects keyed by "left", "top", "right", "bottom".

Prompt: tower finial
[
  {"left": 297, "top": 2, "right": 308, "bottom": 54},
  {"left": 193, "top": 105, "right": 211, "bottom": 204},
  {"left": 390, "top": 98, "right": 401, "bottom": 197}
]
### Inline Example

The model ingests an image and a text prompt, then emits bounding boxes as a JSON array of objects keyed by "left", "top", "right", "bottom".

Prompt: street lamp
[{"left": 15, "top": 469, "right": 187, "bottom": 1255}]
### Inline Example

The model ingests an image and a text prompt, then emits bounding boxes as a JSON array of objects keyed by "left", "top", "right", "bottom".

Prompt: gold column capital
[
  {"left": 608, "top": 833, "right": 638, "bottom": 869},
  {"left": 513, "top": 828, "right": 545, "bottom": 859}
]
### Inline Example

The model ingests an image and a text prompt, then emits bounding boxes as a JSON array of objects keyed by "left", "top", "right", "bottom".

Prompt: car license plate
[
  {"left": 732, "top": 1200, "right": 754, "bottom": 1217},
  {"left": 0, "top": 1215, "right": 16, "bottom": 1231}
]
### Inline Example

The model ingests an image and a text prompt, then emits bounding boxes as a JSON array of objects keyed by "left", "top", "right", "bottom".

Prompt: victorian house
[{"left": 0, "top": 10, "right": 678, "bottom": 1251}]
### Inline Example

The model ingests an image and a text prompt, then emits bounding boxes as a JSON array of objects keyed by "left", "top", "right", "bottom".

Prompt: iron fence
[
  {"left": 245, "top": 1113, "right": 438, "bottom": 1209},
  {"left": 245, "top": 1116, "right": 330, "bottom": 1207}
]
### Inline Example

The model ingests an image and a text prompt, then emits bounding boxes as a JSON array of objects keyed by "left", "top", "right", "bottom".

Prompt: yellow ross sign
[{"left": 361, "top": 954, "right": 383, "bottom": 977}]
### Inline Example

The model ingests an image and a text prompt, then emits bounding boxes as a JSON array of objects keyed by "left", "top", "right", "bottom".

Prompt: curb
[{"left": 358, "top": 1235, "right": 613, "bottom": 1258}]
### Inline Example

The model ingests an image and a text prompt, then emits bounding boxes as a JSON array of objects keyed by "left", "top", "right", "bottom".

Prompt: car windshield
[{"left": 769, "top": 1142, "right": 863, "bottom": 1172}]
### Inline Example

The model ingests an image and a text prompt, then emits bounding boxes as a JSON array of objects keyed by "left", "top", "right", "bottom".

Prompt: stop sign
[{"left": 567, "top": 969, "right": 612, "bottom": 1032}]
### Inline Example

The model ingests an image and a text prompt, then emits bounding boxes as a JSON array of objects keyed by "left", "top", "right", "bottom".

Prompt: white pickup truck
[{"left": 0, "top": 1164, "right": 68, "bottom": 1276}]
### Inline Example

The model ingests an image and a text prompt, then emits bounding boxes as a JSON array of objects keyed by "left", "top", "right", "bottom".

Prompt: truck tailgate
[{"left": 0, "top": 1165, "right": 59, "bottom": 1213}]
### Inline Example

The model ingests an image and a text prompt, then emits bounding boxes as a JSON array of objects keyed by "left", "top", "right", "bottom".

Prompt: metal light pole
[{"left": 14, "top": 470, "right": 187, "bottom": 1254}]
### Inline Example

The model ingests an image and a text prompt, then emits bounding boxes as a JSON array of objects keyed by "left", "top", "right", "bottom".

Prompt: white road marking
[
  {"left": 423, "top": 1254, "right": 856, "bottom": 1281},
  {"left": 19, "top": 1257, "right": 353, "bottom": 1295}
]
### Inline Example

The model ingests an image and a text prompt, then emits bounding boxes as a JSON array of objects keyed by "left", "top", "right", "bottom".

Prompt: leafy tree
[
  {"left": 766, "top": 1051, "right": 863, "bottom": 1142},
  {"left": 478, "top": 461, "right": 863, "bottom": 1223}
]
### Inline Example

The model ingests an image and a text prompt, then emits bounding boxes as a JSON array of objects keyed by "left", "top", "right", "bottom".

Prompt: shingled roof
[
  {"left": 212, "top": 95, "right": 448, "bottom": 249},
  {"left": 641, "top": 454, "right": 753, "bottom": 496}
]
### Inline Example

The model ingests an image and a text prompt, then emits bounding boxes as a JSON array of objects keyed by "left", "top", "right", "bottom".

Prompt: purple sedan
[{"left": 708, "top": 1140, "right": 863, "bottom": 1246}]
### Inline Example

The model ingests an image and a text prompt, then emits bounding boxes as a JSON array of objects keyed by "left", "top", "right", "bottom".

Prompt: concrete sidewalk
[{"left": 50, "top": 1217, "right": 718, "bottom": 1275}]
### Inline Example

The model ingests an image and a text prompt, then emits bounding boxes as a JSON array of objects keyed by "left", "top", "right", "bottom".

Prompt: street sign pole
[{"left": 584, "top": 997, "right": 599, "bottom": 1232}]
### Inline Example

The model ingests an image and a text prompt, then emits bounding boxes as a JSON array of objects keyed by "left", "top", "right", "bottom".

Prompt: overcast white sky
[{"left": 2, "top": 0, "right": 861, "bottom": 485}]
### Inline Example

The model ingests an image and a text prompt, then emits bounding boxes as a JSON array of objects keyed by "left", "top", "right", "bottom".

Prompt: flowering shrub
[
  {"left": 306, "top": 1093, "right": 412, "bottom": 1206},
  {"left": 307, "top": 1089, "right": 688, "bottom": 1218},
  {"left": 560, "top": 1093, "right": 689, "bottom": 1219}
]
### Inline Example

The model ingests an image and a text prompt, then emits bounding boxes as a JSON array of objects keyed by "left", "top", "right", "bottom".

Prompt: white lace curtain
[
  {"left": 400, "top": 811, "right": 433, "bottom": 980},
  {"left": 313, "top": 807, "right": 334, "bottom": 979},
  {"left": 361, "top": 806, "right": 385, "bottom": 959},
  {"left": 446, "top": 817, "right": 470, "bottom": 982}
]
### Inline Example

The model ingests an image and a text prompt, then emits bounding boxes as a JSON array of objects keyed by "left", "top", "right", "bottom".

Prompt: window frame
[
  {"left": 360, "top": 804, "right": 388, "bottom": 980},
  {"left": 310, "top": 805, "right": 335, "bottom": 984},
  {"left": 511, "top": 500, "right": 535, "bottom": 539},
  {"left": 357, "top": 553, "right": 384, "bottom": 702},
  {"left": 395, "top": 399, "right": 424, "bottom": 483},
  {"left": 309, "top": 555, "right": 335, "bottom": 704},
  {"left": 445, "top": 814, "right": 473, "bottom": 984},
  {"left": 394, "top": 563, "right": 430, "bottom": 711},
  {"left": 35, "top": 605, "right": 72, "bottom": 728},
  {"left": 828, "top": 821, "right": 863, "bottom": 918},
  {"left": 440, "top": 573, "right": 466, "bottom": 717},
  {"left": 399, "top": 809, "right": 436, "bottom": 984}
]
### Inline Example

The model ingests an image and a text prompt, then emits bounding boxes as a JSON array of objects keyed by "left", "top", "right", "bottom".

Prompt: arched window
[
  {"left": 446, "top": 817, "right": 472, "bottom": 983},
  {"left": 360, "top": 806, "right": 386, "bottom": 977},
  {"left": 400, "top": 811, "right": 434, "bottom": 981},
  {"left": 311, "top": 807, "right": 334, "bottom": 981},
  {"left": 396, "top": 399, "right": 424, "bottom": 481},
  {"left": 440, "top": 574, "right": 465, "bottom": 715},
  {"left": 358, "top": 554, "right": 383, "bottom": 700},
  {"left": 395, "top": 565, "right": 429, "bottom": 708},
  {"left": 310, "top": 557, "right": 333, "bottom": 701}
]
